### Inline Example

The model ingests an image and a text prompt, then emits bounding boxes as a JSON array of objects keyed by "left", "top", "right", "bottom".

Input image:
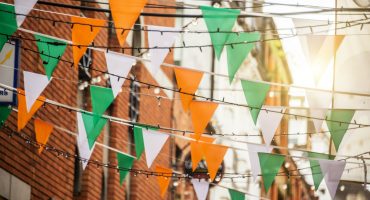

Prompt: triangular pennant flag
[
  {"left": 241, "top": 80, "right": 270, "bottom": 125},
  {"left": 174, "top": 67, "right": 204, "bottom": 112},
  {"left": 307, "top": 152, "right": 335, "bottom": 190},
  {"left": 34, "top": 34, "right": 67, "bottom": 80},
  {"left": 81, "top": 113, "right": 108, "bottom": 149},
  {"left": 117, "top": 152, "right": 135, "bottom": 185},
  {"left": 247, "top": 143, "right": 273, "bottom": 180},
  {"left": 34, "top": 118, "right": 53, "bottom": 154},
  {"left": 257, "top": 106, "right": 285, "bottom": 145},
  {"left": 76, "top": 112, "right": 95, "bottom": 170},
  {"left": 202, "top": 143, "right": 228, "bottom": 181},
  {"left": 191, "top": 179, "right": 209, "bottom": 200},
  {"left": 200, "top": 6, "right": 240, "bottom": 59},
  {"left": 147, "top": 25, "right": 180, "bottom": 75},
  {"left": 325, "top": 109, "right": 355, "bottom": 151},
  {"left": 229, "top": 189, "right": 245, "bottom": 200},
  {"left": 90, "top": 85, "right": 115, "bottom": 124},
  {"left": 105, "top": 52, "right": 136, "bottom": 98},
  {"left": 189, "top": 101, "right": 218, "bottom": 140},
  {"left": 23, "top": 71, "right": 51, "bottom": 112},
  {"left": 306, "top": 90, "right": 332, "bottom": 132},
  {"left": 155, "top": 166, "right": 172, "bottom": 197},
  {"left": 0, "top": 105, "right": 12, "bottom": 126},
  {"left": 14, "top": 0, "right": 38, "bottom": 27},
  {"left": 71, "top": 16, "right": 105, "bottom": 69},
  {"left": 226, "top": 32, "right": 260, "bottom": 83},
  {"left": 142, "top": 129, "right": 169, "bottom": 168},
  {"left": 109, "top": 0, "right": 147, "bottom": 47},
  {"left": 17, "top": 89, "right": 45, "bottom": 131},
  {"left": 258, "top": 152, "right": 285, "bottom": 192},
  {"left": 189, "top": 134, "right": 215, "bottom": 171},
  {"left": 318, "top": 159, "right": 346, "bottom": 199},
  {"left": 0, "top": 3, "right": 17, "bottom": 52},
  {"left": 133, "top": 126, "right": 158, "bottom": 160}
]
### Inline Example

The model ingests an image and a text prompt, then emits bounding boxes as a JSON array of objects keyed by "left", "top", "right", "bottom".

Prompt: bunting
[
  {"left": 23, "top": 71, "right": 50, "bottom": 112},
  {"left": 81, "top": 113, "right": 108, "bottom": 149},
  {"left": 257, "top": 106, "right": 285, "bottom": 145},
  {"left": 76, "top": 112, "right": 95, "bottom": 170},
  {"left": 142, "top": 129, "right": 169, "bottom": 168},
  {"left": 305, "top": 90, "right": 332, "bottom": 132},
  {"left": 319, "top": 159, "right": 346, "bottom": 199},
  {"left": 191, "top": 179, "right": 209, "bottom": 200},
  {"left": 147, "top": 25, "right": 180, "bottom": 75},
  {"left": 0, "top": 3, "right": 17, "bottom": 52},
  {"left": 34, "top": 34, "right": 67, "bottom": 80},
  {"left": 258, "top": 152, "right": 285, "bottom": 192},
  {"left": 307, "top": 152, "right": 335, "bottom": 190},
  {"left": 14, "top": 0, "right": 38, "bottom": 27},
  {"left": 71, "top": 16, "right": 105, "bottom": 69},
  {"left": 202, "top": 143, "right": 228, "bottom": 181},
  {"left": 117, "top": 152, "right": 135, "bottom": 185},
  {"left": 189, "top": 101, "right": 218, "bottom": 140},
  {"left": 133, "top": 126, "right": 145, "bottom": 160},
  {"left": 174, "top": 67, "right": 204, "bottom": 112},
  {"left": 0, "top": 105, "right": 11, "bottom": 126},
  {"left": 241, "top": 80, "right": 270, "bottom": 125},
  {"left": 228, "top": 189, "right": 245, "bottom": 200},
  {"left": 105, "top": 52, "right": 136, "bottom": 98},
  {"left": 90, "top": 85, "right": 115, "bottom": 124},
  {"left": 109, "top": 0, "right": 147, "bottom": 47},
  {"left": 17, "top": 89, "right": 45, "bottom": 131},
  {"left": 34, "top": 118, "right": 53, "bottom": 154},
  {"left": 200, "top": 6, "right": 240, "bottom": 59},
  {"left": 325, "top": 109, "right": 355, "bottom": 151},
  {"left": 226, "top": 32, "right": 260, "bottom": 83},
  {"left": 189, "top": 134, "right": 215, "bottom": 171},
  {"left": 247, "top": 143, "right": 273, "bottom": 180},
  {"left": 155, "top": 166, "right": 172, "bottom": 197}
]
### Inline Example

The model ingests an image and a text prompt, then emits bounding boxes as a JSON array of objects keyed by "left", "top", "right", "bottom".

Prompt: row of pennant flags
[{"left": 0, "top": 1, "right": 358, "bottom": 199}]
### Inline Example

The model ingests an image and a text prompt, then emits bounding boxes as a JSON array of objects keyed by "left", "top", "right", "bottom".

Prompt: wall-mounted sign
[
  {"left": 0, "top": 40, "right": 20, "bottom": 106},
  {"left": 183, "top": 153, "right": 224, "bottom": 184}
]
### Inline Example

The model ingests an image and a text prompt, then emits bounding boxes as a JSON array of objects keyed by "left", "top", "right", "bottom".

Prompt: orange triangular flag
[
  {"left": 17, "top": 89, "right": 45, "bottom": 131},
  {"left": 110, "top": 0, "right": 147, "bottom": 47},
  {"left": 71, "top": 16, "right": 105, "bottom": 69},
  {"left": 202, "top": 143, "right": 228, "bottom": 181},
  {"left": 189, "top": 101, "right": 218, "bottom": 140},
  {"left": 34, "top": 118, "right": 53, "bottom": 154},
  {"left": 189, "top": 134, "right": 215, "bottom": 171},
  {"left": 155, "top": 166, "right": 172, "bottom": 197},
  {"left": 174, "top": 67, "right": 204, "bottom": 112}
]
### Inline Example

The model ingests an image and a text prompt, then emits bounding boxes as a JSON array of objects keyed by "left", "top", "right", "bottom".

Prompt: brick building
[{"left": 0, "top": 0, "right": 188, "bottom": 199}]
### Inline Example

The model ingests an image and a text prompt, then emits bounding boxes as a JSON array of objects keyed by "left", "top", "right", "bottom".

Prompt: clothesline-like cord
[
  {"left": 2, "top": 83, "right": 370, "bottom": 163},
  {"left": 3, "top": 35, "right": 369, "bottom": 128},
  {"left": 1, "top": 125, "right": 366, "bottom": 180}
]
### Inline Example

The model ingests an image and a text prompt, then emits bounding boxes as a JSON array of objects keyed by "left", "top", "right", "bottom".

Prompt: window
[{"left": 0, "top": 168, "right": 31, "bottom": 200}]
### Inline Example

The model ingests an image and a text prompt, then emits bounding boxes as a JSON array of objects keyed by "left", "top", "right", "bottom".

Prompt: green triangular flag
[
  {"left": 226, "top": 32, "right": 260, "bottom": 83},
  {"left": 258, "top": 152, "right": 285, "bottom": 192},
  {"left": 307, "top": 152, "right": 335, "bottom": 190},
  {"left": 0, "top": 105, "right": 12, "bottom": 127},
  {"left": 241, "top": 80, "right": 270, "bottom": 124},
  {"left": 34, "top": 34, "right": 67, "bottom": 80},
  {"left": 325, "top": 109, "right": 355, "bottom": 151},
  {"left": 90, "top": 85, "right": 115, "bottom": 124},
  {"left": 0, "top": 3, "right": 17, "bottom": 52},
  {"left": 116, "top": 152, "right": 135, "bottom": 185},
  {"left": 228, "top": 189, "right": 245, "bottom": 200},
  {"left": 81, "top": 112, "right": 108, "bottom": 149},
  {"left": 134, "top": 126, "right": 145, "bottom": 160},
  {"left": 200, "top": 6, "right": 240, "bottom": 59}
]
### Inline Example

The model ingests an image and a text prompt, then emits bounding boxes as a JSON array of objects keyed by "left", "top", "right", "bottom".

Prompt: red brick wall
[{"left": 0, "top": 0, "right": 179, "bottom": 199}]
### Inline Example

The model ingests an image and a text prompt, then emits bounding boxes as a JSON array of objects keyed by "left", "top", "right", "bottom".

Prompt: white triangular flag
[
  {"left": 247, "top": 143, "right": 273, "bottom": 180},
  {"left": 24, "top": 71, "right": 51, "bottom": 112},
  {"left": 147, "top": 25, "right": 180, "bottom": 74},
  {"left": 319, "top": 159, "right": 345, "bottom": 199},
  {"left": 306, "top": 90, "right": 332, "bottom": 132},
  {"left": 191, "top": 179, "right": 209, "bottom": 200},
  {"left": 76, "top": 112, "right": 95, "bottom": 170},
  {"left": 14, "top": 0, "right": 38, "bottom": 27},
  {"left": 105, "top": 52, "right": 136, "bottom": 98},
  {"left": 142, "top": 129, "right": 169, "bottom": 168},
  {"left": 257, "top": 106, "right": 285, "bottom": 145}
]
